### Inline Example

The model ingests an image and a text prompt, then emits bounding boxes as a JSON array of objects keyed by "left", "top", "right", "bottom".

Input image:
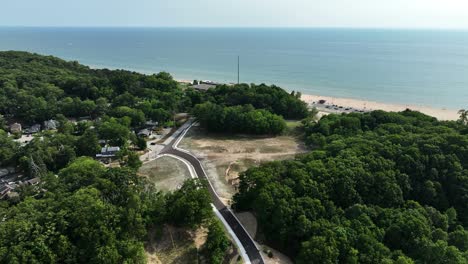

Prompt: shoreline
[
  {"left": 178, "top": 79, "right": 460, "bottom": 121},
  {"left": 83, "top": 64, "right": 462, "bottom": 121},
  {"left": 79, "top": 63, "right": 464, "bottom": 121},
  {"left": 300, "top": 94, "right": 460, "bottom": 121}
]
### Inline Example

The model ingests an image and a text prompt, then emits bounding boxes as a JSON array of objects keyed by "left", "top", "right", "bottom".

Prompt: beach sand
[
  {"left": 301, "top": 94, "right": 460, "bottom": 121},
  {"left": 176, "top": 80, "right": 460, "bottom": 121}
]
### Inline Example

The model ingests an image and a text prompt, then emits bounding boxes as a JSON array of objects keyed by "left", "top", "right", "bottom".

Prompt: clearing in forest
[
  {"left": 139, "top": 156, "right": 192, "bottom": 192},
  {"left": 178, "top": 121, "right": 308, "bottom": 203}
]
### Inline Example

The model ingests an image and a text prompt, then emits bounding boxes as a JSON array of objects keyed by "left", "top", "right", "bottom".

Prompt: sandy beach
[
  {"left": 177, "top": 80, "right": 460, "bottom": 121},
  {"left": 301, "top": 94, "right": 460, "bottom": 121}
]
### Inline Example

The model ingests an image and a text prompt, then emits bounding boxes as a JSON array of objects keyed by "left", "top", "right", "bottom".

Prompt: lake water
[{"left": 0, "top": 27, "right": 467, "bottom": 109}]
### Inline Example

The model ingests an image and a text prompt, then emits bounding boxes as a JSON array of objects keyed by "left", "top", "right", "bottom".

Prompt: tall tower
[{"left": 237, "top": 56, "right": 240, "bottom": 84}]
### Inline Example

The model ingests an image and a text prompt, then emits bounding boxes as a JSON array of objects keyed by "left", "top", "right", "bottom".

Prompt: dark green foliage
[
  {"left": 201, "top": 83, "right": 309, "bottom": 119},
  {"left": 203, "top": 219, "right": 231, "bottom": 264},
  {"left": 75, "top": 129, "right": 101, "bottom": 157},
  {"left": 136, "top": 136, "right": 147, "bottom": 150},
  {"left": 193, "top": 102, "right": 287, "bottom": 135},
  {"left": 0, "top": 158, "right": 148, "bottom": 263},
  {"left": 165, "top": 179, "right": 213, "bottom": 228},
  {"left": 0, "top": 51, "right": 184, "bottom": 124},
  {"left": 234, "top": 110, "right": 468, "bottom": 263},
  {"left": 0, "top": 159, "right": 215, "bottom": 263},
  {"left": 0, "top": 130, "right": 19, "bottom": 166},
  {"left": 126, "top": 152, "right": 143, "bottom": 170},
  {"left": 0, "top": 52, "right": 221, "bottom": 263}
]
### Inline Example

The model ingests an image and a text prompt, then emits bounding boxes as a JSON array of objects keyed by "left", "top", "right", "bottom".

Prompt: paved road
[{"left": 161, "top": 123, "right": 264, "bottom": 264}]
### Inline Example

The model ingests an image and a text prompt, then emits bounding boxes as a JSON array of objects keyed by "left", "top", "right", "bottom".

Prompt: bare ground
[
  {"left": 178, "top": 123, "right": 308, "bottom": 202},
  {"left": 145, "top": 225, "right": 203, "bottom": 264},
  {"left": 139, "top": 156, "right": 192, "bottom": 192}
]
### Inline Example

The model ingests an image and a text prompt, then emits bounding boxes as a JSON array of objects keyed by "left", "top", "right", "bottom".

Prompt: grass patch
[{"left": 139, "top": 156, "right": 191, "bottom": 192}]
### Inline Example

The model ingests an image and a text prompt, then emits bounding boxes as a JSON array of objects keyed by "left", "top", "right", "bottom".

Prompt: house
[
  {"left": 96, "top": 146, "right": 121, "bottom": 158},
  {"left": 0, "top": 184, "right": 12, "bottom": 199},
  {"left": 9, "top": 123, "right": 22, "bottom": 133},
  {"left": 43, "top": 119, "right": 59, "bottom": 130},
  {"left": 0, "top": 167, "right": 15, "bottom": 178},
  {"left": 24, "top": 124, "right": 41, "bottom": 134},
  {"left": 138, "top": 128, "right": 152, "bottom": 137},
  {"left": 200, "top": 80, "right": 220, "bottom": 85},
  {"left": 25, "top": 177, "right": 40, "bottom": 186},
  {"left": 145, "top": 120, "right": 159, "bottom": 127},
  {"left": 192, "top": 83, "right": 216, "bottom": 91},
  {"left": 78, "top": 116, "right": 92, "bottom": 121}
]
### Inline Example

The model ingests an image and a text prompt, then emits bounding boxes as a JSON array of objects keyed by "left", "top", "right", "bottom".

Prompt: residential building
[
  {"left": 43, "top": 119, "right": 59, "bottom": 130},
  {"left": 96, "top": 146, "right": 121, "bottom": 158},
  {"left": 9, "top": 123, "right": 22, "bottom": 133}
]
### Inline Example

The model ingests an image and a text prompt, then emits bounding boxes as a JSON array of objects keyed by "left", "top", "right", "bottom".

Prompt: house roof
[
  {"left": 26, "top": 177, "right": 40, "bottom": 185},
  {"left": 192, "top": 84, "right": 216, "bottom": 91},
  {"left": 43, "top": 119, "right": 58, "bottom": 129},
  {"left": 145, "top": 120, "right": 159, "bottom": 126},
  {"left": 101, "top": 146, "right": 120, "bottom": 153},
  {"left": 138, "top": 129, "right": 152, "bottom": 136}
]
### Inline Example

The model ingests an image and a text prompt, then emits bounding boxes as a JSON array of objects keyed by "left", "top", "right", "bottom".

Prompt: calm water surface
[{"left": 0, "top": 27, "right": 467, "bottom": 109}]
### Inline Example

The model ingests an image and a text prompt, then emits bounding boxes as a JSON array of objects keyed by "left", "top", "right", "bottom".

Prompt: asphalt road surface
[{"left": 162, "top": 123, "right": 264, "bottom": 264}]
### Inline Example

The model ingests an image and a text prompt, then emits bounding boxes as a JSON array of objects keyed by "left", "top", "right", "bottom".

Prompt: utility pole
[{"left": 237, "top": 56, "right": 240, "bottom": 84}]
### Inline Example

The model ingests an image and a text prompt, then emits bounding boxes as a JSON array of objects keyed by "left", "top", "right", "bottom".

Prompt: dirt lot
[
  {"left": 139, "top": 156, "right": 192, "bottom": 192},
  {"left": 178, "top": 123, "right": 308, "bottom": 203}
]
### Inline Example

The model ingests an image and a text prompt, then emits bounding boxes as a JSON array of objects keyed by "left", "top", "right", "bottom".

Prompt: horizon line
[{"left": 1, "top": 25, "right": 468, "bottom": 31}]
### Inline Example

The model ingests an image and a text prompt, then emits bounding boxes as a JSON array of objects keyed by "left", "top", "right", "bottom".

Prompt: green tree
[
  {"left": 126, "top": 152, "right": 142, "bottom": 170},
  {"left": 76, "top": 129, "right": 101, "bottom": 157},
  {"left": 458, "top": 109, "right": 467, "bottom": 125},
  {"left": 166, "top": 179, "right": 212, "bottom": 228},
  {"left": 203, "top": 219, "right": 231, "bottom": 264}
]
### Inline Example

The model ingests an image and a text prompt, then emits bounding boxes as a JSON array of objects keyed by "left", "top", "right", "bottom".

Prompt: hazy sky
[{"left": 2, "top": 0, "right": 468, "bottom": 28}]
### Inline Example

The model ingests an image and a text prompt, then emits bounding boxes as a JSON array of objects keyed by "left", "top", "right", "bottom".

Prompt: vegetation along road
[{"left": 161, "top": 121, "right": 265, "bottom": 264}]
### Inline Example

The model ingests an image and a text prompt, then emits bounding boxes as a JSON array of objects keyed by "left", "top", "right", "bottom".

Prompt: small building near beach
[
  {"left": 43, "top": 119, "right": 59, "bottom": 130},
  {"left": 138, "top": 128, "right": 152, "bottom": 137},
  {"left": 24, "top": 124, "right": 41, "bottom": 135},
  {"left": 96, "top": 146, "right": 121, "bottom": 158},
  {"left": 9, "top": 123, "right": 22, "bottom": 134},
  {"left": 193, "top": 83, "right": 216, "bottom": 91}
]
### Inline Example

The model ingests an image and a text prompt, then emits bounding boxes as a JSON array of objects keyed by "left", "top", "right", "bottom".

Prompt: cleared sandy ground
[
  {"left": 145, "top": 225, "right": 202, "bottom": 264},
  {"left": 178, "top": 124, "right": 308, "bottom": 203}
]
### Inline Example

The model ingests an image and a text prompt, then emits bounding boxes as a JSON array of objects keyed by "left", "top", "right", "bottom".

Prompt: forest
[
  {"left": 198, "top": 83, "right": 309, "bottom": 119},
  {"left": 2, "top": 51, "right": 468, "bottom": 263},
  {"left": 0, "top": 51, "right": 185, "bottom": 124},
  {"left": 193, "top": 102, "right": 287, "bottom": 135},
  {"left": 0, "top": 158, "right": 220, "bottom": 263},
  {"left": 234, "top": 110, "right": 468, "bottom": 263},
  {"left": 188, "top": 83, "right": 308, "bottom": 134},
  {"left": 0, "top": 52, "right": 230, "bottom": 263}
]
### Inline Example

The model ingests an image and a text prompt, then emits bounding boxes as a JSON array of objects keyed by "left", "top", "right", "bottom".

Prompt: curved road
[{"left": 161, "top": 122, "right": 264, "bottom": 264}]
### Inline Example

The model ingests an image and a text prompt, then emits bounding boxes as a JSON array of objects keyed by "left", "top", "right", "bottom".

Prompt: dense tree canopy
[
  {"left": 234, "top": 110, "right": 468, "bottom": 263},
  {"left": 0, "top": 158, "right": 213, "bottom": 263},
  {"left": 0, "top": 51, "right": 184, "bottom": 124},
  {"left": 194, "top": 83, "right": 309, "bottom": 119},
  {"left": 0, "top": 51, "right": 188, "bottom": 168},
  {"left": 193, "top": 102, "right": 287, "bottom": 135}
]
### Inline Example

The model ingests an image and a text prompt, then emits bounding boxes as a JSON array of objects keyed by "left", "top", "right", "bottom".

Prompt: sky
[{"left": 2, "top": 0, "right": 468, "bottom": 28}]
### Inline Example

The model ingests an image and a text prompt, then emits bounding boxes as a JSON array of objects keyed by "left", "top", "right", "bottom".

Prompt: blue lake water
[{"left": 0, "top": 27, "right": 467, "bottom": 109}]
